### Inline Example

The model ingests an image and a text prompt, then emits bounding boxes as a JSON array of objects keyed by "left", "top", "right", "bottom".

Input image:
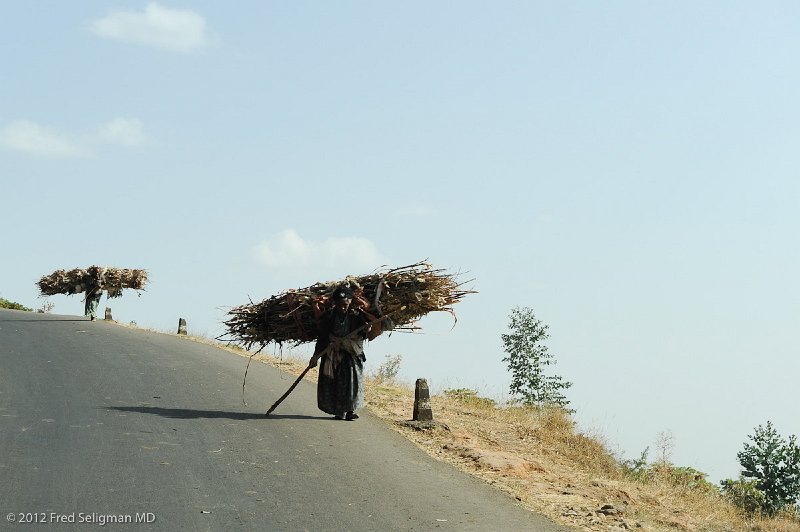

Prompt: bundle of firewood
[
  {"left": 36, "top": 266, "right": 149, "bottom": 299},
  {"left": 223, "top": 261, "right": 475, "bottom": 349}
]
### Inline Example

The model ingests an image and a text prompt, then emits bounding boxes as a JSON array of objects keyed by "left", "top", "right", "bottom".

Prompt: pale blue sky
[{"left": 2, "top": 2, "right": 799, "bottom": 484}]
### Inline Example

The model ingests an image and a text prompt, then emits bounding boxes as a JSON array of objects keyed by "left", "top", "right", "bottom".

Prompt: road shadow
[{"left": 105, "top": 406, "right": 327, "bottom": 420}]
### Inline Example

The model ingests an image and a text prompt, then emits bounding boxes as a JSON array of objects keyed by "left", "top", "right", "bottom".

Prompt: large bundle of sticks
[
  {"left": 37, "top": 266, "right": 149, "bottom": 299},
  {"left": 223, "top": 261, "right": 475, "bottom": 349}
]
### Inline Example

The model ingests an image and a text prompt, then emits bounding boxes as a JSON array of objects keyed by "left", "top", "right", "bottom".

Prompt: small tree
[
  {"left": 501, "top": 306, "right": 572, "bottom": 410},
  {"left": 731, "top": 421, "right": 800, "bottom": 516},
  {"left": 654, "top": 429, "right": 676, "bottom": 465}
]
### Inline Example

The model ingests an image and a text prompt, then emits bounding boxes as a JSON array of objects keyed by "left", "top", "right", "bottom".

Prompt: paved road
[{"left": 0, "top": 309, "right": 568, "bottom": 531}]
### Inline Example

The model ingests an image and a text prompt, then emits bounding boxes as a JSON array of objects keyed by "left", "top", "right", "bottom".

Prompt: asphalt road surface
[{"left": 0, "top": 309, "right": 568, "bottom": 531}]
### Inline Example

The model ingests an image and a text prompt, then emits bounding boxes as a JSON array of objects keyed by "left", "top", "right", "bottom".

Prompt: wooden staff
[{"left": 264, "top": 364, "right": 314, "bottom": 416}]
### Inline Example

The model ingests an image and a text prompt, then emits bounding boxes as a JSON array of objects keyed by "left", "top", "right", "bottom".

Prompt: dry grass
[{"left": 116, "top": 323, "right": 800, "bottom": 532}]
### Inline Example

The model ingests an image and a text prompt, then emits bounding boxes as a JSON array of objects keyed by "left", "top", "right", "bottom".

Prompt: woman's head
[
  {"left": 332, "top": 286, "right": 354, "bottom": 301},
  {"left": 332, "top": 286, "right": 354, "bottom": 312}
]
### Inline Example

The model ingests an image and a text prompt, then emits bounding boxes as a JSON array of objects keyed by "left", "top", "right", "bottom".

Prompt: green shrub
[
  {"left": 621, "top": 447, "right": 651, "bottom": 481},
  {"left": 621, "top": 449, "right": 715, "bottom": 493},
  {"left": 373, "top": 354, "right": 402, "bottom": 384},
  {"left": 0, "top": 298, "right": 32, "bottom": 311},
  {"left": 721, "top": 478, "right": 767, "bottom": 515},
  {"left": 443, "top": 388, "right": 497, "bottom": 408},
  {"left": 654, "top": 464, "right": 716, "bottom": 493}
]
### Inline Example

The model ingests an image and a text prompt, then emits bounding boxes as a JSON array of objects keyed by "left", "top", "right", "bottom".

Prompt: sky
[{"left": 2, "top": 2, "right": 799, "bottom": 484}]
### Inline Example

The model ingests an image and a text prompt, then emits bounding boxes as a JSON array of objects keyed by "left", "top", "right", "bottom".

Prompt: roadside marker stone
[{"left": 413, "top": 378, "right": 434, "bottom": 421}]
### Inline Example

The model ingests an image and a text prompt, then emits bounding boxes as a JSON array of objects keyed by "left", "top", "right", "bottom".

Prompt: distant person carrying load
[
  {"left": 83, "top": 266, "right": 104, "bottom": 321},
  {"left": 36, "top": 265, "right": 149, "bottom": 320}
]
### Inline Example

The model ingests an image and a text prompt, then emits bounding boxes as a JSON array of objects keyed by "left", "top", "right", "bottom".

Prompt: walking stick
[{"left": 265, "top": 364, "right": 314, "bottom": 416}]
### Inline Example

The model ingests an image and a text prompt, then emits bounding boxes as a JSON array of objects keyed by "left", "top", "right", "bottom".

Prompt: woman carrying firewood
[
  {"left": 309, "top": 286, "right": 387, "bottom": 421},
  {"left": 83, "top": 267, "right": 104, "bottom": 321}
]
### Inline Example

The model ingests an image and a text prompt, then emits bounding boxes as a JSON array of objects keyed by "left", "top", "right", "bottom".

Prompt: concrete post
[
  {"left": 177, "top": 318, "right": 187, "bottom": 335},
  {"left": 413, "top": 378, "right": 433, "bottom": 421},
  {"left": 104, "top": 307, "right": 112, "bottom": 321}
]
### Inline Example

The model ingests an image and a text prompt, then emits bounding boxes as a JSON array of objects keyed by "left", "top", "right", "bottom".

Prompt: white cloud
[
  {"left": 90, "top": 3, "right": 210, "bottom": 53},
  {"left": 254, "top": 229, "right": 390, "bottom": 278},
  {"left": 256, "top": 229, "right": 314, "bottom": 268},
  {"left": 0, "top": 118, "right": 148, "bottom": 158},
  {"left": 97, "top": 118, "right": 146, "bottom": 146},
  {"left": 0, "top": 120, "right": 86, "bottom": 158}
]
